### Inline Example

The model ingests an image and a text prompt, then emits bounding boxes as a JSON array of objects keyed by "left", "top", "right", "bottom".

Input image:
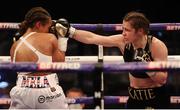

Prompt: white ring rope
[{"left": 0, "top": 55, "right": 180, "bottom": 62}]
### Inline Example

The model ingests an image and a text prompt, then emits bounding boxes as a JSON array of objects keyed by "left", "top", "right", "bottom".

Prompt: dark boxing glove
[
  {"left": 50, "top": 18, "right": 75, "bottom": 52},
  {"left": 55, "top": 18, "right": 75, "bottom": 38},
  {"left": 49, "top": 20, "right": 58, "bottom": 37}
]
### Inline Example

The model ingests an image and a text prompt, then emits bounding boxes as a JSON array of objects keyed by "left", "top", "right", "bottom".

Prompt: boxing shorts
[
  {"left": 126, "top": 85, "right": 170, "bottom": 109},
  {"left": 9, "top": 73, "right": 68, "bottom": 109}
]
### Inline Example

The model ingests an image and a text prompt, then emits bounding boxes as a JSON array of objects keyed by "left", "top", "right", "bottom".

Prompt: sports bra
[
  {"left": 123, "top": 35, "right": 154, "bottom": 78},
  {"left": 13, "top": 32, "right": 52, "bottom": 63}
]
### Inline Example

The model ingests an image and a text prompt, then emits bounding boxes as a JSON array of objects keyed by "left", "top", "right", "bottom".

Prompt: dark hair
[
  {"left": 18, "top": 7, "right": 51, "bottom": 36},
  {"left": 123, "top": 11, "right": 150, "bottom": 34}
]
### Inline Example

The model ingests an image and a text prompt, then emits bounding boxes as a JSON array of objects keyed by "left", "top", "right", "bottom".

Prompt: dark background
[
  {"left": 0, "top": 0, "right": 179, "bottom": 23},
  {"left": 0, "top": 0, "right": 180, "bottom": 109}
]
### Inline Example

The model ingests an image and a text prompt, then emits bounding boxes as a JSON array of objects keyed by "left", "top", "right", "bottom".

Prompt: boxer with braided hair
[{"left": 10, "top": 7, "right": 68, "bottom": 109}]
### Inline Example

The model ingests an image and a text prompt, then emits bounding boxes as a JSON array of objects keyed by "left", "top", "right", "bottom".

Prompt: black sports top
[{"left": 123, "top": 36, "right": 154, "bottom": 78}]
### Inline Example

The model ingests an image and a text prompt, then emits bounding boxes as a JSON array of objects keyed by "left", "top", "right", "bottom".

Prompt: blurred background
[{"left": 0, "top": 0, "right": 180, "bottom": 109}]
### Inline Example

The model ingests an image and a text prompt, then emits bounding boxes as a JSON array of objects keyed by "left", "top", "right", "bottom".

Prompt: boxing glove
[
  {"left": 55, "top": 18, "right": 75, "bottom": 38},
  {"left": 49, "top": 20, "right": 58, "bottom": 37},
  {"left": 54, "top": 18, "right": 75, "bottom": 52}
]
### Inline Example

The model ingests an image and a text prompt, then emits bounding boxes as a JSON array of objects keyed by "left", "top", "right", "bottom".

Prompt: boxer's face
[{"left": 122, "top": 20, "right": 137, "bottom": 44}]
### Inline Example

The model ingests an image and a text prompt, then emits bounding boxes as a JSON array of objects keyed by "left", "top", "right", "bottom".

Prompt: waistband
[
  {"left": 128, "top": 85, "right": 167, "bottom": 101},
  {"left": 16, "top": 73, "right": 59, "bottom": 88}
]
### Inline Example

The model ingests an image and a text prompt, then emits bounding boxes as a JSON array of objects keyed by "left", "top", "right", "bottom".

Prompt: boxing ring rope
[
  {"left": 1, "top": 60, "right": 180, "bottom": 72},
  {"left": 0, "top": 55, "right": 180, "bottom": 73},
  {"left": 1, "top": 55, "right": 180, "bottom": 62},
  {"left": 1, "top": 22, "right": 180, "bottom": 31},
  {"left": 0, "top": 96, "right": 180, "bottom": 105}
]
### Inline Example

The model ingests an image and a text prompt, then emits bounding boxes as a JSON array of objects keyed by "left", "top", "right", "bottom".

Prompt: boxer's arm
[
  {"left": 54, "top": 18, "right": 124, "bottom": 48},
  {"left": 147, "top": 38, "right": 168, "bottom": 85},
  {"left": 73, "top": 30, "right": 124, "bottom": 47},
  {"left": 50, "top": 34, "right": 65, "bottom": 62},
  {"left": 51, "top": 19, "right": 75, "bottom": 52},
  {"left": 49, "top": 19, "right": 71, "bottom": 52}
]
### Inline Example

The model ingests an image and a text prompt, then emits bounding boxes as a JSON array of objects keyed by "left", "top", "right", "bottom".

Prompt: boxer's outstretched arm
[
  {"left": 53, "top": 18, "right": 125, "bottom": 48},
  {"left": 73, "top": 29, "right": 124, "bottom": 48}
]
